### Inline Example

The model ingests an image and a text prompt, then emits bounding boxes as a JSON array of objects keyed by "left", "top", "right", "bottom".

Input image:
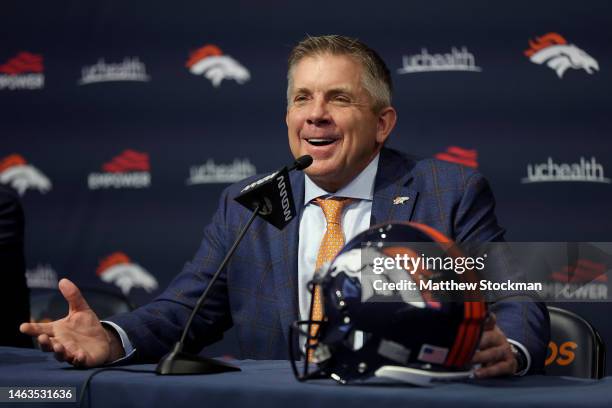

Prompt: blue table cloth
[{"left": 1, "top": 347, "right": 610, "bottom": 407}]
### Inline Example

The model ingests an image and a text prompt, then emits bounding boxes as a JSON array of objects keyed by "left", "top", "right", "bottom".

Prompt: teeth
[{"left": 307, "top": 138, "right": 336, "bottom": 147}]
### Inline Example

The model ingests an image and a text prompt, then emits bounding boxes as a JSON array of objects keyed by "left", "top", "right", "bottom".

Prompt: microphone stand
[{"left": 156, "top": 203, "right": 261, "bottom": 375}]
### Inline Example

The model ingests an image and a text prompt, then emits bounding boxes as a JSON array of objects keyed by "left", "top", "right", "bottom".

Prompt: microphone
[
  {"left": 234, "top": 155, "right": 312, "bottom": 230},
  {"left": 156, "top": 155, "right": 312, "bottom": 375},
  {"left": 289, "top": 155, "right": 313, "bottom": 171}
]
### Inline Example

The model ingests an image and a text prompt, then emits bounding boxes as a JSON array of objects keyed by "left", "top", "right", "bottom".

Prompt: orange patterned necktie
[{"left": 308, "top": 197, "right": 353, "bottom": 357}]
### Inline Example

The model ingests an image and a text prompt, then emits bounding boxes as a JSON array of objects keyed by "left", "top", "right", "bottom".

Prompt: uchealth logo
[
  {"left": 0, "top": 154, "right": 52, "bottom": 195},
  {"left": 88, "top": 149, "right": 151, "bottom": 190},
  {"left": 186, "top": 44, "right": 250, "bottom": 87},
  {"left": 398, "top": 46, "right": 482, "bottom": 74},
  {"left": 522, "top": 157, "right": 610, "bottom": 184},
  {"left": 96, "top": 252, "right": 158, "bottom": 295},
  {"left": 78, "top": 57, "right": 150, "bottom": 85},
  {"left": 546, "top": 340, "right": 577, "bottom": 367},
  {"left": 0, "top": 51, "right": 44, "bottom": 90},
  {"left": 434, "top": 146, "right": 478, "bottom": 168},
  {"left": 26, "top": 263, "right": 59, "bottom": 289},
  {"left": 186, "top": 158, "right": 256, "bottom": 185},
  {"left": 525, "top": 33, "right": 599, "bottom": 78}
]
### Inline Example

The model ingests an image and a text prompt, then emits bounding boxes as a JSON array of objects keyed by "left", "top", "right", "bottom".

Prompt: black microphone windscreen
[{"left": 294, "top": 155, "right": 313, "bottom": 171}]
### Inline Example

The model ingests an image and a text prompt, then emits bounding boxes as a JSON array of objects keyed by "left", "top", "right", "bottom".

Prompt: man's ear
[{"left": 376, "top": 106, "right": 397, "bottom": 144}]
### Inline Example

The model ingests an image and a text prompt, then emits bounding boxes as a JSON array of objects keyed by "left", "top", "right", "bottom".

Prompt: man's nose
[{"left": 306, "top": 97, "right": 331, "bottom": 126}]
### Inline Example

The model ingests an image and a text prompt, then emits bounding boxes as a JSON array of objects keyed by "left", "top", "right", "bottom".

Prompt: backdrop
[{"left": 2, "top": 0, "right": 611, "bottom": 372}]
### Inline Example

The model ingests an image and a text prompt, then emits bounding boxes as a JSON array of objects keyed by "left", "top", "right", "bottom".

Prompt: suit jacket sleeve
[
  {"left": 454, "top": 172, "right": 550, "bottom": 373},
  {"left": 0, "top": 185, "right": 32, "bottom": 348},
  {"left": 107, "top": 187, "right": 235, "bottom": 362}
]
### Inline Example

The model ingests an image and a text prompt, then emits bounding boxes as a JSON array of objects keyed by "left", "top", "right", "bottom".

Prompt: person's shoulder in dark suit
[{"left": 0, "top": 184, "right": 32, "bottom": 347}]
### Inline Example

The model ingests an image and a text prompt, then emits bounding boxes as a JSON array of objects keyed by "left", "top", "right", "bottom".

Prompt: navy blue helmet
[{"left": 289, "top": 222, "right": 487, "bottom": 385}]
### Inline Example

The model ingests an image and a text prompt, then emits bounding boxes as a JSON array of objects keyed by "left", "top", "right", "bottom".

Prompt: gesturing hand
[
  {"left": 471, "top": 312, "right": 518, "bottom": 378},
  {"left": 19, "top": 278, "right": 123, "bottom": 368}
]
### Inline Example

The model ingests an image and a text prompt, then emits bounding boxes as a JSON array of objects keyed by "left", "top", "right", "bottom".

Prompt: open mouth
[{"left": 306, "top": 138, "right": 337, "bottom": 147}]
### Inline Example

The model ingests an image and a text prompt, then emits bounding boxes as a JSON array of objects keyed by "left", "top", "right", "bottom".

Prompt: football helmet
[{"left": 289, "top": 222, "right": 487, "bottom": 385}]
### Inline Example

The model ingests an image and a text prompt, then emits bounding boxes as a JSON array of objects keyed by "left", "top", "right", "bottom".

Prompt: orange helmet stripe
[{"left": 446, "top": 301, "right": 471, "bottom": 367}]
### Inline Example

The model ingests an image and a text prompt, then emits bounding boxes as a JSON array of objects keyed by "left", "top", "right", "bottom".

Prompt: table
[{"left": 1, "top": 347, "right": 611, "bottom": 407}]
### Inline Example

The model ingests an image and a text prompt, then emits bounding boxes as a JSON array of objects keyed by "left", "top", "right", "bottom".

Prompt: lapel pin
[{"left": 393, "top": 196, "right": 410, "bottom": 205}]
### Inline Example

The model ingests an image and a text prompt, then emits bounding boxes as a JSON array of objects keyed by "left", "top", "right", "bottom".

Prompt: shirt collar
[{"left": 304, "top": 153, "right": 380, "bottom": 205}]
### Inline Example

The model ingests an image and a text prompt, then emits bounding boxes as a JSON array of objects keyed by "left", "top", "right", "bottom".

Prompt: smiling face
[{"left": 286, "top": 53, "right": 396, "bottom": 192}]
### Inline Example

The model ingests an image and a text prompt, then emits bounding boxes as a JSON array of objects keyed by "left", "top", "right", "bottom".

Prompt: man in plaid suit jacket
[
  {"left": 108, "top": 147, "right": 549, "bottom": 371},
  {"left": 21, "top": 35, "right": 549, "bottom": 377}
]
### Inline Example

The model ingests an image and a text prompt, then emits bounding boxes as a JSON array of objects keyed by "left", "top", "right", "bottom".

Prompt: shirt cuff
[
  {"left": 507, "top": 339, "right": 531, "bottom": 376},
  {"left": 100, "top": 320, "right": 136, "bottom": 364}
]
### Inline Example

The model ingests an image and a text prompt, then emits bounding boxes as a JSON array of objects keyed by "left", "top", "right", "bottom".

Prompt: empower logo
[
  {"left": 0, "top": 154, "right": 52, "bottom": 195},
  {"left": 97, "top": 252, "right": 158, "bottom": 295},
  {"left": 186, "top": 44, "right": 250, "bottom": 87},
  {"left": 78, "top": 57, "right": 150, "bottom": 85},
  {"left": 550, "top": 259, "right": 608, "bottom": 284},
  {"left": 0, "top": 52, "right": 44, "bottom": 90},
  {"left": 524, "top": 33, "right": 599, "bottom": 78},
  {"left": 88, "top": 150, "right": 151, "bottom": 190},
  {"left": 540, "top": 259, "right": 608, "bottom": 300},
  {"left": 522, "top": 157, "right": 610, "bottom": 184},
  {"left": 434, "top": 146, "right": 478, "bottom": 168},
  {"left": 398, "top": 47, "right": 481, "bottom": 74},
  {"left": 186, "top": 158, "right": 256, "bottom": 185}
]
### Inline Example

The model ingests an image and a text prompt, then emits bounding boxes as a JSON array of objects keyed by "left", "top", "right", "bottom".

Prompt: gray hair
[{"left": 287, "top": 35, "right": 393, "bottom": 112}]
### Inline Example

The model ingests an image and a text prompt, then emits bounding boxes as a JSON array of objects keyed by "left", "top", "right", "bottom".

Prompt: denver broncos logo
[
  {"left": 0, "top": 154, "right": 51, "bottom": 195},
  {"left": 97, "top": 252, "right": 158, "bottom": 295},
  {"left": 186, "top": 44, "right": 250, "bottom": 87},
  {"left": 524, "top": 33, "right": 599, "bottom": 78}
]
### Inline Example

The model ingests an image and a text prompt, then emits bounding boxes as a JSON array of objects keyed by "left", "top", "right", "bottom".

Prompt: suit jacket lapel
[
  {"left": 269, "top": 170, "right": 303, "bottom": 345},
  {"left": 371, "top": 148, "right": 419, "bottom": 226}
]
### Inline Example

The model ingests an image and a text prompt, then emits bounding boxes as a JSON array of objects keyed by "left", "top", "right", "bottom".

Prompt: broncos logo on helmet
[
  {"left": 186, "top": 44, "right": 250, "bottom": 87},
  {"left": 0, "top": 154, "right": 51, "bottom": 196},
  {"left": 525, "top": 33, "right": 599, "bottom": 78}
]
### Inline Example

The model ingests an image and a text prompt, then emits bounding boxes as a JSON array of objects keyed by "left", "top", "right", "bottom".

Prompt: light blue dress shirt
[{"left": 298, "top": 153, "right": 380, "bottom": 322}]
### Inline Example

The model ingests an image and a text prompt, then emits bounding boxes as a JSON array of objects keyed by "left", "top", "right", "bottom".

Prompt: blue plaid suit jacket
[{"left": 109, "top": 148, "right": 550, "bottom": 372}]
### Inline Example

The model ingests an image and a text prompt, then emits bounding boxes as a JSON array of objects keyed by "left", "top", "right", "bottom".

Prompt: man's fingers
[
  {"left": 49, "top": 340, "right": 79, "bottom": 364},
  {"left": 63, "top": 341, "right": 79, "bottom": 357},
  {"left": 37, "top": 334, "right": 53, "bottom": 352},
  {"left": 54, "top": 351, "right": 75, "bottom": 364},
  {"left": 483, "top": 312, "right": 497, "bottom": 331},
  {"left": 52, "top": 342, "right": 69, "bottom": 363},
  {"left": 58, "top": 278, "right": 91, "bottom": 314},
  {"left": 472, "top": 345, "right": 508, "bottom": 365},
  {"left": 478, "top": 329, "right": 503, "bottom": 350},
  {"left": 475, "top": 359, "right": 516, "bottom": 378},
  {"left": 20, "top": 322, "right": 54, "bottom": 337},
  {"left": 36, "top": 334, "right": 78, "bottom": 366},
  {"left": 73, "top": 351, "right": 87, "bottom": 368}
]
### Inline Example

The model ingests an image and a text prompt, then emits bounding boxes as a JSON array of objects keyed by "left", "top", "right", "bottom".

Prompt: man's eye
[
  {"left": 332, "top": 95, "right": 351, "bottom": 104},
  {"left": 293, "top": 95, "right": 309, "bottom": 103}
]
